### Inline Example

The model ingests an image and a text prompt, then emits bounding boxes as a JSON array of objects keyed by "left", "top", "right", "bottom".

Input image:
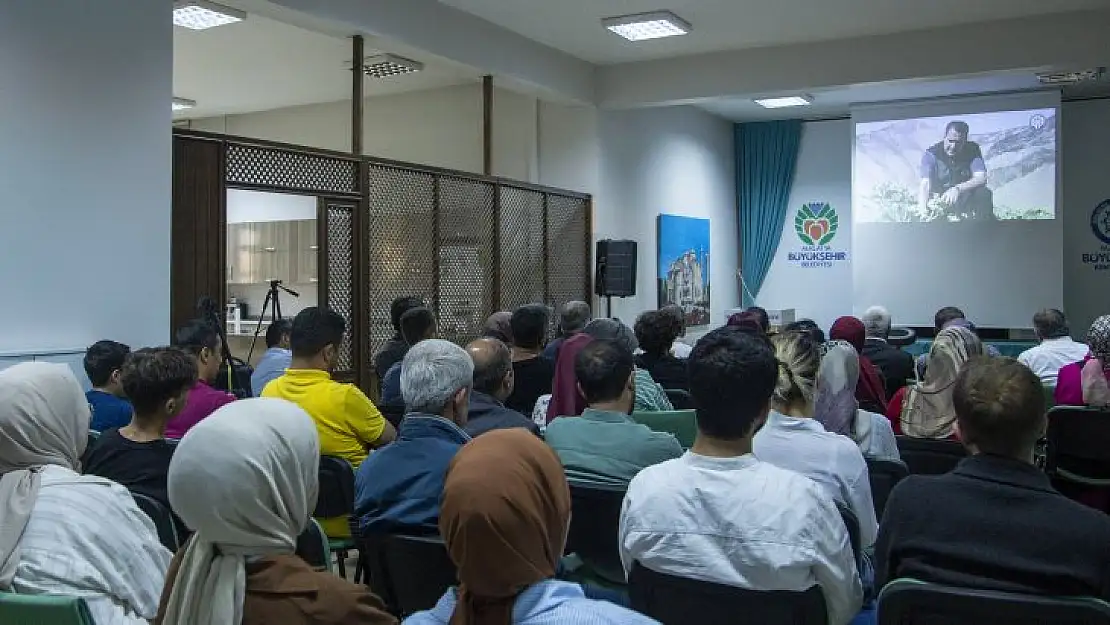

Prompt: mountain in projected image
[{"left": 854, "top": 111, "right": 1056, "bottom": 222}]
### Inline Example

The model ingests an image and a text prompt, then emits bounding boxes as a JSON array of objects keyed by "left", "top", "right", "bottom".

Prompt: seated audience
[
  {"left": 0, "top": 362, "right": 170, "bottom": 624},
  {"left": 250, "top": 318, "right": 292, "bottom": 396},
  {"left": 166, "top": 319, "right": 235, "bottom": 438},
  {"left": 545, "top": 333, "right": 594, "bottom": 422},
  {"left": 816, "top": 341, "right": 900, "bottom": 461},
  {"left": 829, "top": 316, "right": 888, "bottom": 414},
  {"left": 1056, "top": 315, "right": 1110, "bottom": 407},
  {"left": 355, "top": 340, "right": 473, "bottom": 535},
  {"left": 84, "top": 347, "right": 196, "bottom": 507},
  {"left": 660, "top": 305, "right": 692, "bottom": 358},
  {"left": 860, "top": 306, "right": 914, "bottom": 398},
  {"left": 464, "top": 338, "right": 540, "bottom": 437},
  {"left": 634, "top": 310, "right": 689, "bottom": 391},
  {"left": 481, "top": 311, "right": 513, "bottom": 344},
  {"left": 890, "top": 325, "right": 982, "bottom": 438},
  {"left": 784, "top": 318, "right": 826, "bottom": 345},
  {"left": 545, "top": 339, "right": 682, "bottom": 489},
  {"left": 1018, "top": 308, "right": 1088, "bottom": 387},
  {"left": 745, "top": 305, "right": 771, "bottom": 333},
  {"left": 263, "top": 307, "right": 396, "bottom": 538},
  {"left": 916, "top": 307, "right": 1000, "bottom": 376},
  {"left": 619, "top": 328, "right": 862, "bottom": 625},
  {"left": 155, "top": 399, "right": 396, "bottom": 625},
  {"left": 372, "top": 295, "right": 424, "bottom": 382},
  {"left": 875, "top": 357, "right": 1110, "bottom": 600},
  {"left": 583, "top": 318, "right": 673, "bottom": 412},
  {"left": 753, "top": 331, "right": 880, "bottom": 551},
  {"left": 542, "top": 300, "right": 591, "bottom": 362},
  {"left": 84, "top": 339, "right": 134, "bottom": 431},
  {"left": 405, "top": 429, "right": 657, "bottom": 625},
  {"left": 380, "top": 306, "right": 437, "bottom": 407},
  {"left": 505, "top": 304, "right": 555, "bottom": 415}
]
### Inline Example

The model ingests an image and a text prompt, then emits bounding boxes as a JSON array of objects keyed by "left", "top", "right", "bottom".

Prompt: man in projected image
[{"left": 918, "top": 120, "right": 994, "bottom": 221}]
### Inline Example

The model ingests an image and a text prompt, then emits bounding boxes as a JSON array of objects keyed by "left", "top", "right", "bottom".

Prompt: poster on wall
[{"left": 657, "top": 214, "right": 710, "bottom": 326}]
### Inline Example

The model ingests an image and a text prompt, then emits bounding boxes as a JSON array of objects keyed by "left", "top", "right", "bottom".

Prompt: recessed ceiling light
[
  {"left": 172, "top": 98, "right": 197, "bottom": 112},
  {"left": 172, "top": 1, "right": 245, "bottom": 30},
  {"left": 602, "top": 10, "right": 690, "bottom": 41},
  {"left": 361, "top": 54, "right": 424, "bottom": 79},
  {"left": 753, "top": 95, "right": 813, "bottom": 109}
]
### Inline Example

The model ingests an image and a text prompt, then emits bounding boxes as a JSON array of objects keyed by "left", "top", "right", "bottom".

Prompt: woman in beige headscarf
[
  {"left": 899, "top": 326, "right": 984, "bottom": 439},
  {"left": 155, "top": 398, "right": 396, "bottom": 625},
  {"left": 0, "top": 362, "right": 170, "bottom": 624}
]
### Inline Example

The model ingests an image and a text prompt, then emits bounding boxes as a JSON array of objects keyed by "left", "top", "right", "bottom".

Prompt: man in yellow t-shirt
[{"left": 263, "top": 306, "right": 397, "bottom": 537}]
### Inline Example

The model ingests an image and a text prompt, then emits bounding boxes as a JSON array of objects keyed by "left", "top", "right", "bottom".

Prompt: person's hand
[{"left": 940, "top": 186, "right": 961, "bottom": 206}]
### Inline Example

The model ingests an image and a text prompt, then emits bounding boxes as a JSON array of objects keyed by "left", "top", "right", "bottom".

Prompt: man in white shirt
[
  {"left": 619, "top": 327, "right": 863, "bottom": 625},
  {"left": 1017, "top": 309, "right": 1089, "bottom": 386}
]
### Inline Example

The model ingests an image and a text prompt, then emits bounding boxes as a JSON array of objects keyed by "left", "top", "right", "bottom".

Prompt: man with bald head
[{"left": 465, "top": 337, "right": 541, "bottom": 438}]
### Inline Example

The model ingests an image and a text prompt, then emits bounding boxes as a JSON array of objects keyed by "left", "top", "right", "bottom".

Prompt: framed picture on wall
[{"left": 657, "top": 214, "right": 711, "bottom": 326}]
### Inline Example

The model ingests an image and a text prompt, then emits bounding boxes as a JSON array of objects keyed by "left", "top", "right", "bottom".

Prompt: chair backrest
[
  {"left": 1045, "top": 406, "right": 1110, "bottom": 484},
  {"left": 878, "top": 578, "right": 1110, "bottom": 625},
  {"left": 566, "top": 484, "right": 626, "bottom": 584},
  {"left": 895, "top": 435, "right": 966, "bottom": 475},
  {"left": 131, "top": 491, "right": 180, "bottom": 552},
  {"left": 372, "top": 534, "right": 458, "bottom": 618},
  {"left": 631, "top": 410, "right": 697, "bottom": 448},
  {"left": 295, "top": 518, "right": 332, "bottom": 572},
  {"left": 837, "top": 502, "right": 862, "bottom": 572},
  {"left": 663, "top": 388, "right": 695, "bottom": 410},
  {"left": 0, "top": 592, "right": 95, "bottom": 625},
  {"left": 865, "top": 457, "right": 909, "bottom": 521},
  {"left": 629, "top": 563, "right": 827, "bottom": 625},
  {"left": 315, "top": 455, "right": 355, "bottom": 518}
]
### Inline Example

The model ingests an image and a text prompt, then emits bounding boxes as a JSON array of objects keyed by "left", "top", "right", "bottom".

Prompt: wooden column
[
  {"left": 351, "top": 35, "right": 364, "bottom": 156},
  {"left": 482, "top": 74, "right": 493, "bottom": 175}
]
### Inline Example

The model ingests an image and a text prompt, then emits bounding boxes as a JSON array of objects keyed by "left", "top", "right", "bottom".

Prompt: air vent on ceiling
[
  {"left": 359, "top": 54, "right": 424, "bottom": 79},
  {"left": 1036, "top": 67, "right": 1105, "bottom": 85}
]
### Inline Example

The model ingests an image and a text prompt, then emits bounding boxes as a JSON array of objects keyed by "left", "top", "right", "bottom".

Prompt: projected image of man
[{"left": 919, "top": 121, "right": 994, "bottom": 221}]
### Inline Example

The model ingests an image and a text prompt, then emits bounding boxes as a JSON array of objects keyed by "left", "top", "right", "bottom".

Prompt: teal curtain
[{"left": 736, "top": 120, "right": 802, "bottom": 307}]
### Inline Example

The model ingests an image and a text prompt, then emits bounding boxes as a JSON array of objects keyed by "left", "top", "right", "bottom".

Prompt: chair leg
[
  {"left": 335, "top": 549, "right": 347, "bottom": 578},
  {"left": 354, "top": 550, "right": 365, "bottom": 584}
]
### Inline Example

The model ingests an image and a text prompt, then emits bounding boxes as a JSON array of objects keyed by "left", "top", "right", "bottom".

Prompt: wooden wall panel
[{"left": 171, "top": 136, "right": 225, "bottom": 337}]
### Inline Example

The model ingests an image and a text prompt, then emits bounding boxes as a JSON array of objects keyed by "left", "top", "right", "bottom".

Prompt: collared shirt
[
  {"left": 465, "top": 390, "right": 541, "bottom": 438},
  {"left": 155, "top": 550, "right": 396, "bottom": 625},
  {"left": 354, "top": 414, "right": 470, "bottom": 536},
  {"left": 1017, "top": 337, "right": 1089, "bottom": 386},
  {"left": 633, "top": 368, "right": 673, "bottom": 412},
  {"left": 86, "top": 390, "right": 133, "bottom": 432},
  {"left": 164, "top": 379, "right": 235, "bottom": 439},
  {"left": 620, "top": 452, "right": 862, "bottom": 625},
  {"left": 251, "top": 347, "right": 292, "bottom": 396},
  {"left": 545, "top": 408, "right": 682, "bottom": 489},
  {"left": 12, "top": 465, "right": 171, "bottom": 625},
  {"left": 753, "top": 411, "right": 879, "bottom": 548},
  {"left": 404, "top": 579, "right": 658, "bottom": 625},
  {"left": 380, "top": 362, "right": 403, "bottom": 407}
]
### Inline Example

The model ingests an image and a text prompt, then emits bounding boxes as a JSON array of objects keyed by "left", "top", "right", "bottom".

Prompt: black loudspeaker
[{"left": 595, "top": 240, "right": 637, "bottom": 297}]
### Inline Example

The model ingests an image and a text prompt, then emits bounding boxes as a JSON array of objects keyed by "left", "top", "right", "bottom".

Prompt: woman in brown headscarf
[{"left": 402, "top": 429, "right": 658, "bottom": 625}]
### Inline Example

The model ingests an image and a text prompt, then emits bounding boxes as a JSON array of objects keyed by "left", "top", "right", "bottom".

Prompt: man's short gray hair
[
  {"left": 862, "top": 306, "right": 892, "bottom": 339},
  {"left": 401, "top": 339, "right": 474, "bottom": 415},
  {"left": 559, "top": 301, "right": 592, "bottom": 335},
  {"left": 582, "top": 318, "right": 638, "bottom": 353}
]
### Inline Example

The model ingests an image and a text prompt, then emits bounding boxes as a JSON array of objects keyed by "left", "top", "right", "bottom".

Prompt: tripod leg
[{"left": 248, "top": 289, "right": 273, "bottom": 363}]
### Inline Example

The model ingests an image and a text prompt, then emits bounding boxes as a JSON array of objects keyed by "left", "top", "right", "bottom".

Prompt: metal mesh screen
[
  {"left": 326, "top": 203, "right": 356, "bottom": 373},
  {"left": 365, "top": 165, "right": 436, "bottom": 357},
  {"left": 498, "top": 186, "right": 546, "bottom": 311},
  {"left": 438, "top": 176, "right": 496, "bottom": 346},
  {"left": 546, "top": 194, "right": 590, "bottom": 310},
  {"left": 226, "top": 143, "right": 358, "bottom": 195}
]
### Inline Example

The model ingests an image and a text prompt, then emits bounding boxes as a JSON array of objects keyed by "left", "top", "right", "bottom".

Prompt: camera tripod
[{"left": 247, "top": 279, "right": 300, "bottom": 362}]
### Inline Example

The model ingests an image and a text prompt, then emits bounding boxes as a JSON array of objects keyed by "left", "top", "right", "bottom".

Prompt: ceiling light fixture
[
  {"left": 753, "top": 95, "right": 813, "bottom": 109},
  {"left": 172, "top": 1, "right": 246, "bottom": 30},
  {"left": 602, "top": 10, "right": 690, "bottom": 41},
  {"left": 360, "top": 54, "right": 425, "bottom": 79},
  {"left": 172, "top": 97, "right": 197, "bottom": 112},
  {"left": 1036, "top": 67, "right": 1105, "bottom": 85}
]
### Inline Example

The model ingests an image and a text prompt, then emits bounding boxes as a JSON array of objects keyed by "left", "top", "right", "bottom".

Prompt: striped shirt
[
  {"left": 10, "top": 465, "right": 171, "bottom": 625},
  {"left": 633, "top": 368, "right": 673, "bottom": 412}
]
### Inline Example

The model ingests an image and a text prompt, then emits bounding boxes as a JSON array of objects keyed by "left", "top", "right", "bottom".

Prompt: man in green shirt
[{"left": 545, "top": 339, "right": 683, "bottom": 489}]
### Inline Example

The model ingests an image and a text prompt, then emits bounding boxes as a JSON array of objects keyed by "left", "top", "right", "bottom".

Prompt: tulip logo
[{"left": 795, "top": 203, "right": 838, "bottom": 246}]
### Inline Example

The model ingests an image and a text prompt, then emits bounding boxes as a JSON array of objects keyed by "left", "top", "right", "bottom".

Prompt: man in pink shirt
[{"left": 165, "top": 319, "right": 235, "bottom": 439}]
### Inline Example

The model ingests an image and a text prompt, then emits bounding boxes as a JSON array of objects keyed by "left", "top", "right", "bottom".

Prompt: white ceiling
[
  {"left": 438, "top": 0, "right": 1110, "bottom": 64},
  {"left": 173, "top": 14, "right": 481, "bottom": 119}
]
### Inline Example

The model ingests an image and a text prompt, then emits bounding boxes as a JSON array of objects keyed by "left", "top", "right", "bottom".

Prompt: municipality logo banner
[
  {"left": 789, "top": 202, "right": 847, "bottom": 268},
  {"left": 1082, "top": 199, "right": 1110, "bottom": 271}
]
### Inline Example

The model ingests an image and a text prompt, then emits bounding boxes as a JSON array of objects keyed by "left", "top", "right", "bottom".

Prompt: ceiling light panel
[
  {"left": 173, "top": 1, "right": 245, "bottom": 30},
  {"left": 754, "top": 95, "right": 813, "bottom": 109},
  {"left": 172, "top": 98, "right": 197, "bottom": 111},
  {"left": 361, "top": 54, "right": 424, "bottom": 79},
  {"left": 603, "top": 11, "right": 690, "bottom": 41}
]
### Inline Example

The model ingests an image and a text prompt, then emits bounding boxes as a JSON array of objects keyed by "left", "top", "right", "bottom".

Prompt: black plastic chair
[
  {"left": 866, "top": 457, "right": 909, "bottom": 521},
  {"left": 663, "top": 388, "right": 695, "bottom": 410},
  {"left": 366, "top": 534, "right": 457, "bottom": 618},
  {"left": 295, "top": 518, "right": 331, "bottom": 572},
  {"left": 837, "top": 502, "right": 862, "bottom": 573},
  {"left": 877, "top": 578, "right": 1110, "bottom": 625},
  {"left": 131, "top": 491, "right": 180, "bottom": 552},
  {"left": 629, "top": 562, "right": 827, "bottom": 625},
  {"left": 1045, "top": 406, "right": 1110, "bottom": 486},
  {"left": 895, "top": 435, "right": 966, "bottom": 475},
  {"left": 315, "top": 456, "right": 356, "bottom": 577},
  {"left": 566, "top": 484, "right": 626, "bottom": 585}
]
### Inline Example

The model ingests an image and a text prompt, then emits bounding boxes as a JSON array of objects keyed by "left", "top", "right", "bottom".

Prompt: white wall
[
  {"left": 597, "top": 106, "right": 738, "bottom": 326},
  {"left": 0, "top": 0, "right": 172, "bottom": 354},
  {"left": 227, "top": 189, "right": 316, "bottom": 223}
]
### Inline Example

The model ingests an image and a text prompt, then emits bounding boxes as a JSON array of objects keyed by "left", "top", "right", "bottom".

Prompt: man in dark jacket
[
  {"left": 861, "top": 305, "right": 915, "bottom": 397},
  {"left": 465, "top": 338, "right": 541, "bottom": 438}
]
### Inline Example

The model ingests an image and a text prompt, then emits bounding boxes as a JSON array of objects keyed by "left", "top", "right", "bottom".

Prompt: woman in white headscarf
[
  {"left": 815, "top": 340, "right": 900, "bottom": 461},
  {"left": 155, "top": 398, "right": 396, "bottom": 625},
  {"left": 0, "top": 362, "right": 170, "bottom": 624}
]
